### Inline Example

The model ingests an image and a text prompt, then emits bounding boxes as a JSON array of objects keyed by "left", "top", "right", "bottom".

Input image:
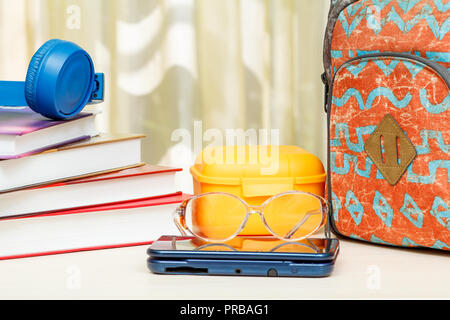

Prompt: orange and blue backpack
[{"left": 323, "top": 0, "right": 449, "bottom": 250}]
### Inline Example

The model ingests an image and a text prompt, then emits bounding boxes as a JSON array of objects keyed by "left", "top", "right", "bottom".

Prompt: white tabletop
[{"left": 0, "top": 237, "right": 448, "bottom": 300}]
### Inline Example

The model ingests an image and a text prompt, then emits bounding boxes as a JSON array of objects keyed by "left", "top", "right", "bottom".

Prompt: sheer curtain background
[{"left": 0, "top": 0, "right": 330, "bottom": 192}]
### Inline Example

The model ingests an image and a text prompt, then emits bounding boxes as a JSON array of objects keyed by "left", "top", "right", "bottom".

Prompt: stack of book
[{"left": 0, "top": 107, "right": 185, "bottom": 260}]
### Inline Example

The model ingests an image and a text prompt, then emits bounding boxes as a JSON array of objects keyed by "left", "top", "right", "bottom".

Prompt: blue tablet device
[{"left": 148, "top": 236, "right": 340, "bottom": 278}]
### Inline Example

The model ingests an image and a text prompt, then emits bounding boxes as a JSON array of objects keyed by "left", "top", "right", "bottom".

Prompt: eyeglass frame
[{"left": 173, "top": 191, "right": 328, "bottom": 243}]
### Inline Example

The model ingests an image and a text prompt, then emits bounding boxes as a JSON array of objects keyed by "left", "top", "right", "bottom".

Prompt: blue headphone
[{"left": 0, "top": 39, "right": 104, "bottom": 120}]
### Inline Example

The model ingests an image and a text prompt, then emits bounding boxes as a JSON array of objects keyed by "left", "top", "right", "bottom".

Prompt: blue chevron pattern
[
  {"left": 431, "top": 240, "right": 450, "bottom": 250},
  {"left": 373, "top": 191, "right": 394, "bottom": 228},
  {"left": 345, "top": 190, "right": 365, "bottom": 225},
  {"left": 397, "top": 0, "right": 421, "bottom": 13},
  {"left": 433, "top": 0, "right": 450, "bottom": 12},
  {"left": 426, "top": 51, "right": 450, "bottom": 63},
  {"left": 373, "top": 191, "right": 394, "bottom": 227},
  {"left": 331, "top": 50, "right": 343, "bottom": 58},
  {"left": 331, "top": 124, "right": 376, "bottom": 152},
  {"left": 339, "top": 1, "right": 450, "bottom": 40},
  {"left": 431, "top": 197, "right": 449, "bottom": 229},
  {"left": 419, "top": 90, "right": 450, "bottom": 114},
  {"left": 333, "top": 88, "right": 365, "bottom": 110},
  {"left": 416, "top": 130, "right": 450, "bottom": 155},
  {"left": 402, "top": 238, "right": 450, "bottom": 249},
  {"left": 333, "top": 87, "right": 448, "bottom": 114},
  {"left": 332, "top": 125, "right": 448, "bottom": 156},
  {"left": 374, "top": 59, "right": 402, "bottom": 77},
  {"left": 346, "top": 61, "right": 369, "bottom": 77},
  {"left": 333, "top": 87, "right": 412, "bottom": 110},
  {"left": 407, "top": 160, "right": 450, "bottom": 184},
  {"left": 332, "top": 152, "right": 450, "bottom": 184},
  {"left": 331, "top": 192, "right": 342, "bottom": 222},
  {"left": 370, "top": 0, "right": 392, "bottom": 11},
  {"left": 339, "top": 9, "right": 365, "bottom": 37},
  {"left": 334, "top": 191, "right": 450, "bottom": 249},
  {"left": 346, "top": 2, "right": 364, "bottom": 17},
  {"left": 331, "top": 152, "right": 381, "bottom": 178},
  {"left": 401, "top": 60, "right": 425, "bottom": 78},
  {"left": 400, "top": 193, "right": 424, "bottom": 228},
  {"left": 339, "top": 192, "right": 450, "bottom": 229},
  {"left": 385, "top": 6, "right": 449, "bottom": 40},
  {"left": 372, "top": 235, "right": 395, "bottom": 246},
  {"left": 331, "top": 50, "right": 450, "bottom": 65}
]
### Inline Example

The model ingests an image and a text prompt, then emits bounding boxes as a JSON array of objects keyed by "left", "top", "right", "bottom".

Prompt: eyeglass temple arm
[
  {"left": 324, "top": 204, "right": 332, "bottom": 239},
  {"left": 284, "top": 210, "right": 322, "bottom": 240},
  {"left": 173, "top": 207, "right": 188, "bottom": 236}
]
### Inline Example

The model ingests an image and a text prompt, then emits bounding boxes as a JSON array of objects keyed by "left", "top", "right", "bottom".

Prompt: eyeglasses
[{"left": 173, "top": 191, "right": 327, "bottom": 243}]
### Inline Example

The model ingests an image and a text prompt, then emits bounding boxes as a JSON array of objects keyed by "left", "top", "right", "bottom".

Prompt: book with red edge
[
  {"left": 0, "top": 164, "right": 183, "bottom": 219},
  {"left": 0, "top": 193, "right": 190, "bottom": 260}
]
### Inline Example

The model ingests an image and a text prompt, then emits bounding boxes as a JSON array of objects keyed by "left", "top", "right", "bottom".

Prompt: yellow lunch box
[{"left": 190, "top": 145, "right": 327, "bottom": 236}]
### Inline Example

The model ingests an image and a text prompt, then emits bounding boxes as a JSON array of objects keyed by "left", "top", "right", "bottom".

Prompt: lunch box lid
[{"left": 190, "top": 145, "right": 326, "bottom": 187}]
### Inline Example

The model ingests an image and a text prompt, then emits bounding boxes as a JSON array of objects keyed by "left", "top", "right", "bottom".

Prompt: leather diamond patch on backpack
[{"left": 364, "top": 114, "right": 417, "bottom": 186}]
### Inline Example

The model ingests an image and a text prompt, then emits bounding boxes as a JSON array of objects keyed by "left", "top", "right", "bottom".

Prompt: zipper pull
[{"left": 321, "top": 73, "right": 329, "bottom": 113}]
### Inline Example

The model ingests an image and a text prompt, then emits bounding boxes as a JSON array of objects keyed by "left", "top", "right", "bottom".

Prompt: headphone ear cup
[{"left": 24, "top": 39, "right": 63, "bottom": 111}]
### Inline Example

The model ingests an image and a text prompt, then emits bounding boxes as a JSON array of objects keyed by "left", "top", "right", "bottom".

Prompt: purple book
[{"left": 0, "top": 106, "right": 98, "bottom": 160}]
